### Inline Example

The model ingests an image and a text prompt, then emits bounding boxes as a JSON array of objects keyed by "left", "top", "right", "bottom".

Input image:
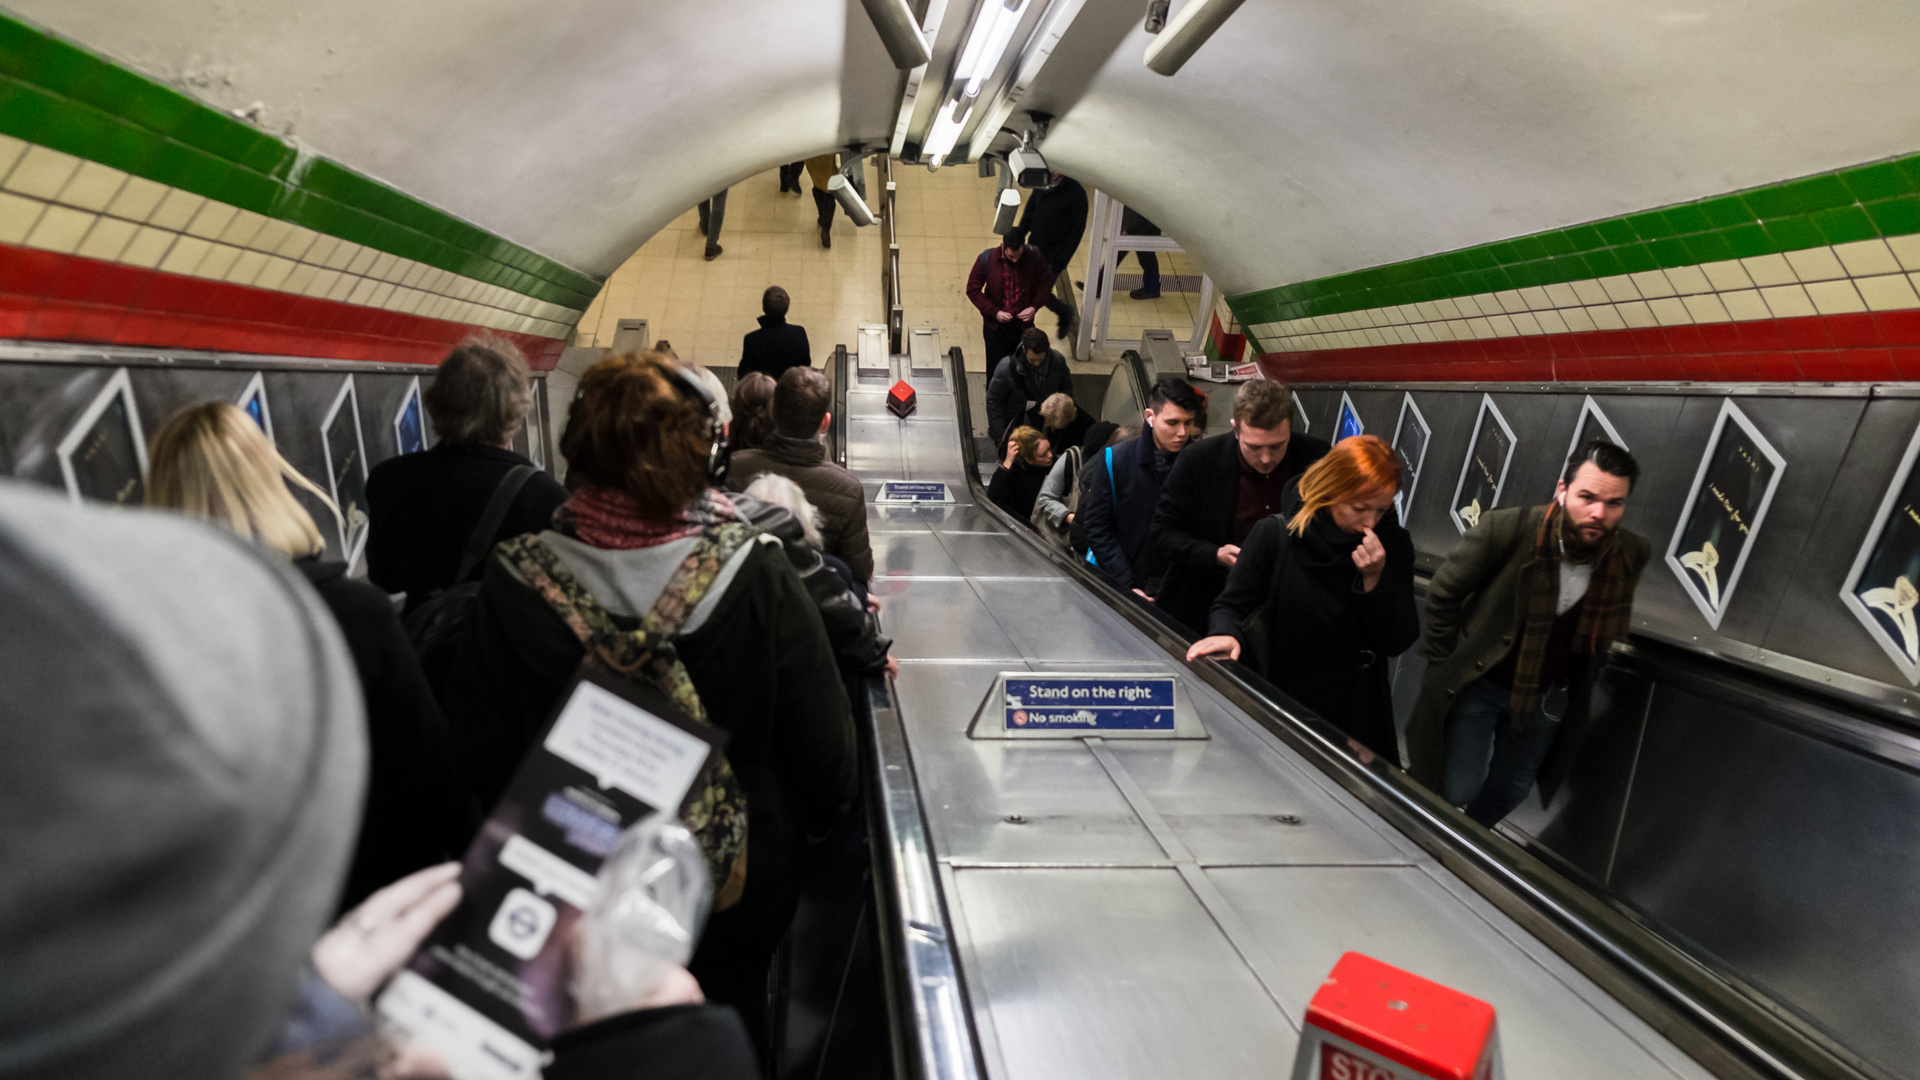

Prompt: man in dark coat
[
  {"left": 1079, "top": 377, "right": 1207, "bottom": 600},
  {"left": 1149, "top": 379, "right": 1329, "bottom": 636},
  {"left": 1018, "top": 173, "right": 1088, "bottom": 342},
  {"left": 367, "top": 339, "right": 568, "bottom": 614},
  {"left": 965, "top": 226, "right": 1053, "bottom": 375},
  {"left": 985, "top": 326, "right": 1074, "bottom": 450},
  {"left": 1406, "top": 440, "right": 1650, "bottom": 826},
  {"left": 726, "top": 366, "right": 874, "bottom": 581},
  {"left": 738, "top": 286, "right": 812, "bottom": 382}
]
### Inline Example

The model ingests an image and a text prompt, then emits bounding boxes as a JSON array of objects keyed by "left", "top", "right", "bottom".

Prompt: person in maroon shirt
[
  {"left": 965, "top": 227, "right": 1054, "bottom": 376},
  {"left": 1148, "top": 380, "right": 1330, "bottom": 636}
]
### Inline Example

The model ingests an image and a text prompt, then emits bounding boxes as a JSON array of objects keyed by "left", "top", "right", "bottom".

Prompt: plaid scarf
[
  {"left": 554, "top": 485, "right": 744, "bottom": 550},
  {"left": 1508, "top": 503, "right": 1635, "bottom": 717}
]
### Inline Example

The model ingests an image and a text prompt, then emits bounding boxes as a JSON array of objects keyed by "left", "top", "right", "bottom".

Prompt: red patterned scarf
[{"left": 555, "top": 485, "right": 745, "bottom": 550}]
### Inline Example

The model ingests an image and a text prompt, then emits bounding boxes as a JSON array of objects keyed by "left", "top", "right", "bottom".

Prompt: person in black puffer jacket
[{"left": 145, "top": 402, "right": 471, "bottom": 909}]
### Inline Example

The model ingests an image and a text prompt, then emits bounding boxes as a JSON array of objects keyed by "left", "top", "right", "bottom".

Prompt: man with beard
[{"left": 1404, "top": 441, "right": 1648, "bottom": 826}]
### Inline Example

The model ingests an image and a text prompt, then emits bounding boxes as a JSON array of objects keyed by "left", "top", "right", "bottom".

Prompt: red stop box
[
  {"left": 1289, "top": 952, "right": 1501, "bottom": 1080},
  {"left": 886, "top": 380, "right": 916, "bottom": 418}
]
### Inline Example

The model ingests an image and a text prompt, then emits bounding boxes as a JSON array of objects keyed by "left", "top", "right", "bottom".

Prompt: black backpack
[{"left": 403, "top": 464, "right": 537, "bottom": 690}]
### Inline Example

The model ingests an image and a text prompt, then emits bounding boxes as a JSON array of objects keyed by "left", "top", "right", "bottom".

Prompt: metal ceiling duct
[
  {"left": 1143, "top": 0, "right": 1248, "bottom": 76},
  {"left": 859, "top": 0, "right": 933, "bottom": 68}
]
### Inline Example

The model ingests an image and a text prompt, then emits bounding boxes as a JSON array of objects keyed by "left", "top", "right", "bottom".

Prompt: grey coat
[{"left": 1404, "top": 505, "right": 1650, "bottom": 799}]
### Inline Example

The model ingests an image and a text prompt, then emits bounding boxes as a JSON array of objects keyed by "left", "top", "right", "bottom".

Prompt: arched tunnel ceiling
[{"left": 12, "top": 0, "right": 1920, "bottom": 298}]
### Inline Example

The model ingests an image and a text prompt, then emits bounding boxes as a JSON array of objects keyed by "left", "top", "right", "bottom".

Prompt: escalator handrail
[{"left": 940, "top": 346, "right": 1878, "bottom": 1080}]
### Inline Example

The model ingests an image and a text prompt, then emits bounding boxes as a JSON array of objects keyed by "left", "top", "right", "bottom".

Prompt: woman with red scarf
[{"left": 440, "top": 350, "right": 856, "bottom": 1064}]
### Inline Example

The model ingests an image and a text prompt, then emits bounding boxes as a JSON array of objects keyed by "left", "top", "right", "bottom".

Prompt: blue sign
[
  {"left": 878, "top": 480, "right": 951, "bottom": 503},
  {"left": 1336, "top": 403, "right": 1364, "bottom": 442},
  {"left": 1002, "top": 676, "right": 1176, "bottom": 731},
  {"left": 396, "top": 395, "right": 425, "bottom": 454}
]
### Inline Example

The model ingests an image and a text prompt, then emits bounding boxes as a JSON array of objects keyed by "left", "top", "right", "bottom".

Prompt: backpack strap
[
  {"left": 1104, "top": 445, "right": 1117, "bottom": 510},
  {"left": 456, "top": 464, "right": 538, "bottom": 583}
]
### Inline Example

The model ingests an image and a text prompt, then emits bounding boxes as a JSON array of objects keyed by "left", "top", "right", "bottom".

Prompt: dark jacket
[
  {"left": 366, "top": 443, "right": 569, "bottom": 613},
  {"left": 1404, "top": 505, "right": 1651, "bottom": 798},
  {"left": 1019, "top": 178, "right": 1088, "bottom": 274},
  {"left": 1207, "top": 486, "right": 1418, "bottom": 761},
  {"left": 987, "top": 458, "right": 1051, "bottom": 525},
  {"left": 727, "top": 436, "right": 873, "bottom": 581},
  {"left": 295, "top": 558, "right": 470, "bottom": 909},
  {"left": 738, "top": 315, "right": 812, "bottom": 383},
  {"left": 965, "top": 246, "right": 1053, "bottom": 324},
  {"left": 441, "top": 534, "right": 858, "bottom": 894},
  {"left": 1047, "top": 410, "right": 1096, "bottom": 464},
  {"left": 730, "top": 492, "right": 890, "bottom": 674},
  {"left": 1149, "top": 429, "right": 1331, "bottom": 635},
  {"left": 985, "top": 347, "right": 1073, "bottom": 449},
  {"left": 547, "top": 1005, "right": 758, "bottom": 1080},
  {"left": 1079, "top": 426, "right": 1174, "bottom": 593}
]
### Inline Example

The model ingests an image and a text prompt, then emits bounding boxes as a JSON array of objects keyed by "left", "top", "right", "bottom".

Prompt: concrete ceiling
[{"left": 12, "top": 0, "right": 1920, "bottom": 296}]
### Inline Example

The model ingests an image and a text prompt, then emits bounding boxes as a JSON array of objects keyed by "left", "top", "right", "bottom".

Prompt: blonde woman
[
  {"left": 986, "top": 424, "right": 1054, "bottom": 525},
  {"left": 147, "top": 402, "right": 469, "bottom": 909}
]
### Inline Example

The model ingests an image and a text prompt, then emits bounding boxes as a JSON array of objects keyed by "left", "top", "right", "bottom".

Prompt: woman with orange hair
[{"left": 1187, "top": 434, "right": 1418, "bottom": 762}]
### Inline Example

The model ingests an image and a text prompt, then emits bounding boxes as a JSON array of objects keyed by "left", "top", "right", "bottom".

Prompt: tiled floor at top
[{"left": 576, "top": 161, "right": 1214, "bottom": 376}]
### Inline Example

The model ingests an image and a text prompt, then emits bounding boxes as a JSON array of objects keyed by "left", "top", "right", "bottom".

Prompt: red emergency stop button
[
  {"left": 1290, "top": 952, "right": 1501, "bottom": 1080},
  {"left": 887, "top": 380, "right": 916, "bottom": 418}
]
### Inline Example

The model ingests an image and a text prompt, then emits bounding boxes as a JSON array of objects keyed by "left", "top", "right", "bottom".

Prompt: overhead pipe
[
  {"left": 860, "top": 0, "right": 933, "bottom": 68},
  {"left": 1143, "top": 0, "right": 1248, "bottom": 76}
]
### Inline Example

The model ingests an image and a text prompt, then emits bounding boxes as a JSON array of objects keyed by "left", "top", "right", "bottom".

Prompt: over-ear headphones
[{"left": 666, "top": 363, "right": 730, "bottom": 485}]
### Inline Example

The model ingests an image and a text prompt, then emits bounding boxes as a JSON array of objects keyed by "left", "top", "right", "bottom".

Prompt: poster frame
[
  {"left": 1838, "top": 419, "right": 1920, "bottom": 684},
  {"left": 1447, "top": 393, "right": 1517, "bottom": 535},
  {"left": 236, "top": 371, "right": 275, "bottom": 442},
  {"left": 1292, "top": 391, "right": 1310, "bottom": 434},
  {"left": 1335, "top": 391, "right": 1364, "bottom": 441},
  {"left": 320, "top": 375, "right": 372, "bottom": 569},
  {"left": 56, "top": 367, "right": 148, "bottom": 506},
  {"left": 393, "top": 376, "right": 425, "bottom": 456},
  {"left": 1390, "top": 392, "right": 1431, "bottom": 522},
  {"left": 1663, "top": 398, "right": 1786, "bottom": 630}
]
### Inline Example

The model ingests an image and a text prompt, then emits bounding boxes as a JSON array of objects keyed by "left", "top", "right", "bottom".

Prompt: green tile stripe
[
  {"left": 1229, "top": 153, "right": 1920, "bottom": 330},
  {"left": 0, "top": 13, "right": 601, "bottom": 309}
]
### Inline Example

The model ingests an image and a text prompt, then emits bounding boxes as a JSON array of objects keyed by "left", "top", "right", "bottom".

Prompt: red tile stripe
[
  {"left": 1255, "top": 309, "right": 1920, "bottom": 383},
  {"left": 0, "top": 242, "right": 565, "bottom": 369}
]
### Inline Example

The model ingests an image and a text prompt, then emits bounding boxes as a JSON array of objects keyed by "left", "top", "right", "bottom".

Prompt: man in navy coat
[{"left": 1079, "top": 377, "right": 1207, "bottom": 601}]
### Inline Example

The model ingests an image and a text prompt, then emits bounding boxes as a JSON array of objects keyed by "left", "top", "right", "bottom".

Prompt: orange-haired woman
[{"left": 1187, "top": 434, "right": 1418, "bottom": 762}]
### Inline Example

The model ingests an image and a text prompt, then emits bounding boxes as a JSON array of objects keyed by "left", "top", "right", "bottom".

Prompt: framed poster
[
  {"left": 1335, "top": 391, "right": 1364, "bottom": 442},
  {"left": 236, "top": 371, "right": 275, "bottom": 441},
  {"left": 1292, "top": 391, "right": 1310, "bottom": 434},
  {"left": 521, "top": 389, "right": 546, "bottom": 471},
  {"left": 1448, "top": 394, "right": 1516, "bottom": 534},
  {"left": 321, "top": 376, "right": 372, "bottom": 567},
  {"left": 1664, "top": 399, "right": 1785, "bottom": 630},
  {"left": 56, "top": 368, "right": 148, "bottom": 506},
  {"left": 1559, "top": 395, "right": 1628, "bottom": 492},
  {"left": 393, "top": 377, "right": 426, "bottom": 456},
  {"left": 1840, "top": 422, "right": 1920, "bottom": 683},
  {"left": 1390, "top": 393, "right": 1431, "bottom": 521}
]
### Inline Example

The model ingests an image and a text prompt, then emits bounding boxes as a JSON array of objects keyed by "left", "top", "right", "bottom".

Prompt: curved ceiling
[{"left": 12, "top": 0, "right": 1920, "bottom": 297}]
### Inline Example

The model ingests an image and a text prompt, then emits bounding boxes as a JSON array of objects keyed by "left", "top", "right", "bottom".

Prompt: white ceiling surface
[{"left": 14, "top": 1, "right": 1920, "bottom": 297}]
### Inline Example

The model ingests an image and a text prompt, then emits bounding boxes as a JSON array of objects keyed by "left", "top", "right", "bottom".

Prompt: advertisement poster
[
  {"left": 1390, "top": 393, "right": 1430, "bottom": 521},
  {"left": 237, "top": 371, "right": 275, "bottom": 441},
  {"left": 1335, "top": 391, "right": 1364, "bottom": 442},
  {"left": 1448, "top": 394, "right": 1516, "bottom": 534},
  {"left": 56, "top": 368, "right": 147, "bottom": 506},
  {"left": 394, "top": 377, "right": 425, "bottom": 456},
  {"left": 1841, "top": 421, "right": 1920, "bottom": 683},
  {"left": 1560, "top": 396, "right": 1626, "bottom": 491},
  {"left": 378, "top": 663, "right": 722, "bottom": 1080},
  {"left": 1664, "top": 399, "right": 1785, "bottom": 630},
  {"left": 321, "top": 376, "right": 371, "bottom": 566}
]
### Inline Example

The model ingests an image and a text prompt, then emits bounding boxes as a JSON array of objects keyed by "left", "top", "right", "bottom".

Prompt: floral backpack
[{"left": 496, "top": 525, "right": 754, "bottom": 910}]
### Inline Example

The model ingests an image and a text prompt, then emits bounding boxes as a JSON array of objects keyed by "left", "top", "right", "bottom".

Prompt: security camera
[
  {"left": 1008, "top": 146, "right": 1051, "bottom": 188},
  {"left": 827, "top": 173, "right": 876, "bottom": 227}
]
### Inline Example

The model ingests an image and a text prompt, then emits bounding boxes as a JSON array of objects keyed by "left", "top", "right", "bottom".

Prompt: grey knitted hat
[{"left": 0, "top": 481, "right": 367, "bottom": 1080}]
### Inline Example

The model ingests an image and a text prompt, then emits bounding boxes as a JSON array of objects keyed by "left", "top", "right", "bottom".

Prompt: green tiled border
[
  {"left": 0, "top": 13, "right": 601, "bottom": 308},
  {"left": 1229, "top": 153, "right": 1920, "bottom": 329}
]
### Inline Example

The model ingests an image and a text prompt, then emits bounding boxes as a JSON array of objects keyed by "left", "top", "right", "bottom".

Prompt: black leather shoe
[
  {"left": 704, "top": 245, "right": 723, "bottom": 261},
  {"left": 820, "top": 225, "right": 832, "bottom": 249},
  {"left": 1129, "top": 286, "right": 1160, "bottom": 300}
]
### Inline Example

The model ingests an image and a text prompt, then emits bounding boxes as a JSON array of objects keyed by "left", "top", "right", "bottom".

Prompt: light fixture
[
  {"left": 1143, "top": 0, "right": 1248, "bottom": 76},
  {"left": 859, "top": 0, "right": 933, "bottom": 68},
  {"left": 923, "top": 98, "right": 972, "bottom": 169},
  {"left": 954, "top": 0, "right": 1029, "bottom": 99},
  {"left": 992, "top": 188, "right": 1021, "bottom": 234},
  {"left": 828, "top": 174, "right": 877, "bottom": 227}
]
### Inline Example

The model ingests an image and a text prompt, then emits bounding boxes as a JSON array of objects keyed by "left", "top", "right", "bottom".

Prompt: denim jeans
[{"left": 1441, "top": 677, "right": 1565, "bottom": 826}]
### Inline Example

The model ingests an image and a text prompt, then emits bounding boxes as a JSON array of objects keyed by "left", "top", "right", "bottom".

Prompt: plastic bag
[{"left": 572, "top": 816, "right": 712, "bottom": 1023}]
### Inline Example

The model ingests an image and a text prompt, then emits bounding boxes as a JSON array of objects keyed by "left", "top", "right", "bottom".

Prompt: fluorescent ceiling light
[
  {"left": 1143, "top": 0, "right": 1248, "bottom": 76},
  {"left": 924, "top": 99, "right": 972, "bottom": 168},
  {"left": 956, "top": 0, "right": 1029, "bottom": 98}
]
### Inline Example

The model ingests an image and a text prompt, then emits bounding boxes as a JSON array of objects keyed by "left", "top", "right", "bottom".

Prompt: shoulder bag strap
[{"left": 456, "top": 464, "right": 538, "bottom": 583}]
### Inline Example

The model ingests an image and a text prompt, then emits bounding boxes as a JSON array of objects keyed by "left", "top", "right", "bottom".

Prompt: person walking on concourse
[
  {"left": 1186, "top": 435, "right": 1416, "bottom": 763},
  {"left": 965, "top": 226, "right": 1052, "bottom": 377},
  {"left": 1405, "top": 440, "right": 1649, "bottom": 826},
  {"left": 1149, "top": 379, "right": 1329, "bottom": 636}
]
